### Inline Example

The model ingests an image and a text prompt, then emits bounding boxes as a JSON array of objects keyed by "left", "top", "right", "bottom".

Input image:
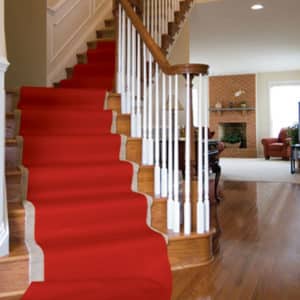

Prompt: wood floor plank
[{"left": 172, "top": 181, "right": 300, "bottom": 300}]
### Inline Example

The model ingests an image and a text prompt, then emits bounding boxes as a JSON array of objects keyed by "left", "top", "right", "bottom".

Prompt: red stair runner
[{"left": 21, "top": 40, "right": 172, "bottom": 299}]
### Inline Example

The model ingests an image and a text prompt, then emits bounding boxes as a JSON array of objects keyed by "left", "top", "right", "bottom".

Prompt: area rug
[
  {"left": 20, "top": 40, "right": 172, "bottom": 299},
  {"left": 220, "top": 158, "right": 300, "bottom": 184}
]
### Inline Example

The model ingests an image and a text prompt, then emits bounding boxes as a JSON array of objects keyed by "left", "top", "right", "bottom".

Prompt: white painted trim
[
  {"left": 0, "top": 56, "right": 9, "bottom": 257},
  {"left": 0, "top": 56, "right": 9, "bottom": 72},
  {"left": 47, "top": 0, "right": 68, "bottom": 14},
  {"left": 24, "top": 200, "right": 45, "bottom": 282},
  {"left": 0, "top": 179, "right": 9, "bottom": 257}
]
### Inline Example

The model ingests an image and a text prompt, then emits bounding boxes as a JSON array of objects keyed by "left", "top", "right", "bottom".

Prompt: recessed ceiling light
[{"left": 251, "top": 4, "right": 264, "bottom": 10}]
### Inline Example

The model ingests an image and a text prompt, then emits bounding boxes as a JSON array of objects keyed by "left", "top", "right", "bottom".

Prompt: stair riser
[
  {"left": 6, "top": 92, "right": 19, "bottom": 113},
  {"left": 65, "top": 67, "right": 73, "bottom": 79},
  {"left": 0, "top": 260, "right": 29, "bottom": 294},
  {"left": 9, "top": 217, "right": 25, "bottom": 242},
  {"left": 138, "top": 166, "right": 154, "bottom": 197},
  {"left": 126, "top": 139, "right": 142, "bottom": 165},
  {"left": 116, "top": 115, "right": 130, "bottom": 136},
  {"left": 107, "top": 93, "right": 121, "bottom": 113},
  {"left": 6, "top": 168, "right": 28, "bottom": 203},
  {"left": 6, "top": 138, "right": 23, "bottom": 169},
  {"left": 151, "top": 199, "right": 167, "bottom": 233},
  {"left": 6, "top": 111, "right": 21, "bottom": 139},
  {"left": 105, "top": 19, "right": 114, "bottom": 28},
  {"left": 168, "top": 236, "right": 213, "bottom": 270},
  {"left": 76, "top": 53, "right": 87, "bottom": 64},
  {"left": 96, "top": 29, "right": 115, "bottom": 39},
  {"left": 0, "top": 294, "right": 24, "bottom": 300}
]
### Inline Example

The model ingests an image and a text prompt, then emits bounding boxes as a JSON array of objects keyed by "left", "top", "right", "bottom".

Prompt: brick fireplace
[{"left": 209, "top": 74, "right": 257, "bottom": 158}]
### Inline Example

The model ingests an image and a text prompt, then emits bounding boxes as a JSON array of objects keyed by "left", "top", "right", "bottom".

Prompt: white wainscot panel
[{"left": 52, "top": 0, "right": 92, "bottom": 61}]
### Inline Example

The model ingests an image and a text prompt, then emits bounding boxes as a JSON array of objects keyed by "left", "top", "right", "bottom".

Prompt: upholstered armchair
[{"left": 261, "top": 128, "right": 291, "bottom": 160}]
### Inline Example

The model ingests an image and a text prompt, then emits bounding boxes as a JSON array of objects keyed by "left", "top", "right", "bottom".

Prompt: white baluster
[
  {"left": 147, "top": 53, "right": 154, "bottom": 165},
  {"left": 167, "top": 75, "right": 174, "bottom": 230},
  {"left": 204, "top": 76, "right": 210, "bottom": 232},
  {"left": 131, "top": 23, "right": 137, "bottom": 137},
  {"left": 173, "top": 75, "right": 180, "bottom": 233},
  {"left": 117, "top": 4, "right": 122, "bottom": 93},
  {"left": 184, "top": 73, "right": 191, "bottom": 235},
  {"left": 161, "top": 73, "right": 167, "bottom": 197},
  {"left": 197, "top": 75, "right": 205, "bottom": 234},
  {"left": 136, "top": 34, "right": 142, "bottom": 138},
  {"left": 121, "top": 8, "right": 126, "bottom": 113},
  {"left": 158, "top": 0, "right": 162, "bottom": 46},
  {"left": 154, "top": 63, "right": 160, "bottom": 197},
  {"left": 126, "top": 16, "right": 131, "bottom": 114},
  {"left": 142, "top": 52, "right": 148, "bottom": 164}
]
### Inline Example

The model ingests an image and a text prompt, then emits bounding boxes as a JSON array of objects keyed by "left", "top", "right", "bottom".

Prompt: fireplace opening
[{"left": 219, "top": 122, "right": 247, "bottom": 148}]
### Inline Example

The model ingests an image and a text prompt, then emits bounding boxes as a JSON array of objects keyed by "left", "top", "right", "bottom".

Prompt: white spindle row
[
  {"left": 142, "top": 0, "right": 183, "bottom": 46},
  {"left": 117, "top": 2, "right": 210, "bottom": 235}
]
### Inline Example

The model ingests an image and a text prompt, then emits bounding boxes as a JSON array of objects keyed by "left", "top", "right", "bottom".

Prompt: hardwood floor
[{"left": 172, "top": 181, "right": 300, "bottom": 300}]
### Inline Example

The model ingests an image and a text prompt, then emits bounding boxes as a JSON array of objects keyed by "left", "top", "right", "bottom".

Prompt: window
[{"left": 270, "top": 84, "right": 300, "bottom": 136}]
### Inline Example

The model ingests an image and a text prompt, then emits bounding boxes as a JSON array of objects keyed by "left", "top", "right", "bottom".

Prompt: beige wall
[
  {"left": 47, "top": 0, "right": 60, "bottom": 7},
  {"left": 169, "top": 20, "right": 190, "bottom": 126},
  {"left": 5, "top": 0, "right": 47, "bottom": 89},
  {"left": 256, "top": 70, "right": 300, "bottom": 156},
  {"left": 0, "top": 0, "right": 6, "bottom": 58}
]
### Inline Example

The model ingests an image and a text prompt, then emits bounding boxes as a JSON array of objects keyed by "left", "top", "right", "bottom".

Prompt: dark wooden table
[
  {"left": 179, "top": 139, "right": 222, "bottom": 202},
  {"left": 290, "top": 144, "right": 300, "bottom": 174}
]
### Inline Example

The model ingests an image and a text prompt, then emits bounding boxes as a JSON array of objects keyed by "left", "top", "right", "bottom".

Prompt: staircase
[{"left": 1, "top": 1, "right": 219, "bottom": 299}]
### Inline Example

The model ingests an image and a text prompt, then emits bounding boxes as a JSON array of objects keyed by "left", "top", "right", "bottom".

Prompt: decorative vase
[{"left": 215, "top": 101, "right": 222, "bottom": 109}]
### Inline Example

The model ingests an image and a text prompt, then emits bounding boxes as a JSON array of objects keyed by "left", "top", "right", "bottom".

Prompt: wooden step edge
[
  {"left": 5, "top": 88, "right": 20, "bottom": 96},
  {"left": 6, "top": 112, "right": 15, "bottom": 119},
  {"left": 168, "top": 228, "right": 216, "bottom": 242},
  {"left": 107, "top": 93, "right": 121, "bottom": 113},
  {"left": 168, "top": 228, "right": 216, "bottom": 271},
  {"left": 116, "top": 114, "right": 130, "bottom": 136},
  {"left": 8, "top": 203, "right": 25, "bottom": 218},
  {"left": 0, "top": 290, "right": 26, "bottom": 300},
  {"left": 6, "top": 167, "right": 22, "bottom": 177},
  {"left": 77, "top": 52, "right": 87, "bottom": 64},
  {"left": 5, "top": 138, "right": 17, "bottom": 146},
  {"left": 96, "top": 27, "right": 115, "bottom": 33},
  {"left": 87, "top": 38, "right": 115, "bottom": 49},
  {"left": 104, "top": 18, "right": 115, "bottom": 27},
  {"left": 0, "top": 249, "right": 28, "bottom": 264},
  {"left": 151, "top": 197, "right": 167, "bottom": 234},
  {"left": 65, "top": 67, "right": 74, "bottom": 79}
]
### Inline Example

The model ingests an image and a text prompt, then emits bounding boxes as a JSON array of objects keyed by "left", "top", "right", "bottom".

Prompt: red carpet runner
[{"left": 21, "top": 40, "right": 172, "bottom": 299}]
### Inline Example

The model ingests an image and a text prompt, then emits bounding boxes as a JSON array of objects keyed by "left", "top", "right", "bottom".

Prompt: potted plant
[
  {"left": 287, "top": 124, "right": 299, "bottom": 145},
  {"left": 221, "top": 132, "right": 241, "bottom": 148}
]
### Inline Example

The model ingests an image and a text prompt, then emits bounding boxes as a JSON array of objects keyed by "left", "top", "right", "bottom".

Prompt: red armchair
[{"left": 261, "top": 128, "right": 291, "bottom": 160}]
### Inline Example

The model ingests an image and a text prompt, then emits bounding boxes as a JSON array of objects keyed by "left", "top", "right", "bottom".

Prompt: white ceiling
[{"left": 190, "top": 0, "right": 300, "bottom": 75}]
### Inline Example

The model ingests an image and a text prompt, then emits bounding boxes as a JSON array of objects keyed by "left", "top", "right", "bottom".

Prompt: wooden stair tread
[
  {"left": 6, "top": 138, "right": 17, "bottom": 146},
  {"left": 87, "top": 37, "right": 115, "bottom": 44},
  {"left": 8, "top": 203, "right": 24, "bottom": 218},
  {"left": 6, "top": 112, "right": 15, "bottom": 119},
  {"left": 0, "top": 290, "right": 26, "bottom": 299},
  {"left": 6, "top": 167, "right": 22, "bottom": 177},
  {"left": 97, "top": 26, "right": 115, "bottom": 32},
  {"left": 168, "top": 228, "right": 216, "bottom": 241},
  {"left": 0, "top": 239, "right": 28, "bottom": 263}
]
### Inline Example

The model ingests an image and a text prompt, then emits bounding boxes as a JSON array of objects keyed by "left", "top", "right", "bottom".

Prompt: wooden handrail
[{"left": 116, "top": 0, "right": 209, "bottom": 76}]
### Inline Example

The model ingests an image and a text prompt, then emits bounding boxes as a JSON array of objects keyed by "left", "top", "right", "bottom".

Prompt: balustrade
[{"left": 115, "top": 0, "right": 210, "bottom": 235}]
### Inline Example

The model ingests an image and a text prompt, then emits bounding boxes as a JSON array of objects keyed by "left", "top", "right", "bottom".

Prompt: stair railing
[{"left": 115, "top": 0, "right": 210, "bottom": 235}]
